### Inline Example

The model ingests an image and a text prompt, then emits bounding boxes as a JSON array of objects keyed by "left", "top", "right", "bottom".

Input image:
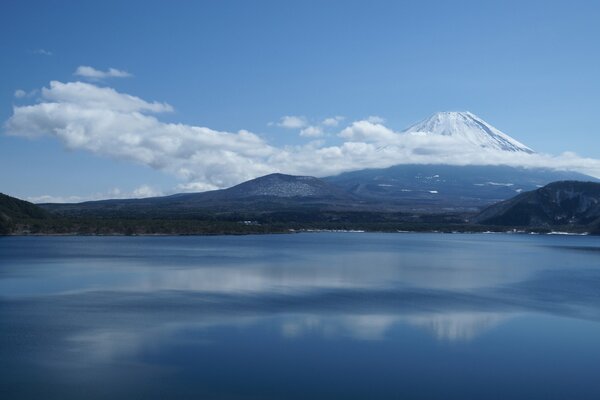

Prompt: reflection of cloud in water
[
  {"left": 61, "top": 310, "right": 513, "bottom": 365},
  {"left": 55, "top": 304, "right": 517, "bottom": 362},
  {"left": 67, "top": 317, "right": 261, "bottom": 362},
  {"left": 68, "top": 330, "right": 149, "bottom": 362},
  {"left": 407, "top": 312, "right": 508, "bottom": 341},
  {"left": 3, "top": 234, "right": 600, "bottom": 375},
  {"left": 113, "top": 260, "right": 539, "bottom": 295},
  {"left": 282, "top": 314, "right": 400, "bottom": 341},
  {"left": 0, "top": 235, "right": 562, "bottom": 299},
  {"left": 68, "top": 311, "right": 508, "bottom": 365},
  {"left": 281, "top": 312, "right": 511, "bottom": 341}
]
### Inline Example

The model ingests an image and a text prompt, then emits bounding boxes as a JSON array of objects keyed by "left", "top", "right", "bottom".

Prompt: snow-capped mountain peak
[{"left": 403, "top": 111, "right": 534, "bottom": 153}]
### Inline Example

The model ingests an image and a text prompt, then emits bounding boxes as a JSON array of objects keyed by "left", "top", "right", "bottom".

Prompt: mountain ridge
[
  {"left": 40, "top": 173, "right": 361, "bottom": 217},
  {"left": 38, "top": 166, "right": 599, "bottom": 217}
]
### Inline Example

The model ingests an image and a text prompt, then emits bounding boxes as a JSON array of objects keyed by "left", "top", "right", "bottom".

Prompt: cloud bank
[{"left": 5, "top": 79, "right": 600, "bottom": 194}]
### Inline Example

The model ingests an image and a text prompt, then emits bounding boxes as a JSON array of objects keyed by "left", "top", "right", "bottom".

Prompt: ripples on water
[{"left": 1, "top": 233, "right": 600, "bottom": 399}]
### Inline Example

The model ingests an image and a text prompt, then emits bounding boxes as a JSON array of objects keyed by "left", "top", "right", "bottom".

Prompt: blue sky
[{"left": 2, "top": 0, "right": 600, "bottom": 201}]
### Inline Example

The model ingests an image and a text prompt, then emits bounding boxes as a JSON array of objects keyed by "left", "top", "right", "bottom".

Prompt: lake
[{"left": 1, "top": 233, "right": 600, "bottom": 399}]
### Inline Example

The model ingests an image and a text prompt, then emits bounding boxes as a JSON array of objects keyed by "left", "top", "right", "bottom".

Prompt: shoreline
[{"left": 2, "top": 229, "right": 594, "bottom": 237}]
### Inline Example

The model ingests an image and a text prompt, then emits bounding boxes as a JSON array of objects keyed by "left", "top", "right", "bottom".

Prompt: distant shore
[{"left": 3, "top": 226, "right": 594, "bottom": 237}]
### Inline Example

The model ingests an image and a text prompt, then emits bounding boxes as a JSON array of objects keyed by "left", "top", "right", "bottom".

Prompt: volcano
[{"left": 403, "top": 111, "right": 534, "bottom": 154}]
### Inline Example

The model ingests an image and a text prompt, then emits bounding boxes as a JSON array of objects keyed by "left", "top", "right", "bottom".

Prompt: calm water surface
[{"left": 1, "top": 233, "right": 600, "bottom": 399}]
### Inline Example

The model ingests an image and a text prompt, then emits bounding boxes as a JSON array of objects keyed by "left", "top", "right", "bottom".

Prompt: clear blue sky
[{"left": 2, "top": 0, "right": 600, "bottom": 201}]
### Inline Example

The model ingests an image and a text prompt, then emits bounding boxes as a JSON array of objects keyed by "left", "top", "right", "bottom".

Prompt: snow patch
[{"left": 487, "top": 182, "right": 514, "bottom": 187}]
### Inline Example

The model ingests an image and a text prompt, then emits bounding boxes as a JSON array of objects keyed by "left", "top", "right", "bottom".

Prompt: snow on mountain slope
[{"left": 403, "top": 111, "right": 534, "bottom": 154}]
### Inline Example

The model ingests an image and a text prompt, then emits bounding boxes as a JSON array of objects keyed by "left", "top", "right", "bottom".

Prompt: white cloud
[
  {"left": 39, "top": 80, "right": 172, "bottom": 116},
  {"left": 299, "top": 125, "right": 323, "bottom": 138},
  {"left": 6, "top": 79, "right": 600, "bottom": 196},
  {"left": 278, "top": 116, "right": 342, "bottom": 137},
  {"left": 31, "top": 48, "right": 52, "bottom": 56},
  {"left": 74, "top": 65, "right": 132, "bottom": 79},
  {"left": 322, "top": 116, "right": 344, "bottom": 127},
  {"left": 367, "top": 115, "right": 385, "bottom": 124},
  {"left": 27, "top": 194, "right": 90, "bottom": 204},
  {"left": 6, "top": 80, "right": 274, "bottom": 190},
  {"left": 277, "top": 115, "right": 307, "bottom": 129},
  {"left": 14, "top": 89, "right": 38, "bottom": 99},
  {"left": 132, "top": 185, "right": 163, "bottom": 198},
  {"left": 14, "top": 89, "right": 27, "bottom": 98},
  {"left": 27, "top": 185, "right": 163, "bottom": 204},
  {"left": 338, "top": 120, "right": 397, "bottom": 142}
]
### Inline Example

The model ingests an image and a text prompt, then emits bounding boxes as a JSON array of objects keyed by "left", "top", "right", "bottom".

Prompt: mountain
[
  {"left": 38, "top": 112, "right": 599, "bottom": 215},
  {"left": 194, "top": 173, "right": 350, "bottom": 199},
  {"left": 404, "top": 111, "right": 534, "bottom": 153},
  {"left": 0, "top": 193, "right": 48, "bottom": 234},
  {"left": 0, "top": 193, "right": 48, "bottom": 220},
  {"left": 321, "top": 112, "right": 595, "bottom": 210},
  {"left": 474, "top": 181, "right": 600, "bottom": 232},
  {"left": 42, "top": 173, "right": 358, "bottom": 217},
  {"left": 324, "top": 165, "right": 597, "bottom": 211},
  {"left": 42, "top": 166, "right": 600, "bottom": 217}
]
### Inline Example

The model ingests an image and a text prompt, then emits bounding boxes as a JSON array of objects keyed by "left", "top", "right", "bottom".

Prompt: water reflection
[
  {"left": 66, "top": 311, "right": 508, "bottom": 366},
  {"left": 2, "top": 234, "right": 600, "bottom": 399},
  {"left": 407, "top": 312, "right": 509, "bottom": 341},
  {"left": 0, "top": 234, "right": 562, "bottom": 297},
  {"left": 279, "top": 312, "right": 510, "bottom": 341}
]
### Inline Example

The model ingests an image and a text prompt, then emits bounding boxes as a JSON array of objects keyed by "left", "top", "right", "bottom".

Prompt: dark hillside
[
  {"left": 0, "top": 193, "right": 49, "bottom": 234},
  {"left": 475, "top": 181, "right": 600, "bottom": 230}
]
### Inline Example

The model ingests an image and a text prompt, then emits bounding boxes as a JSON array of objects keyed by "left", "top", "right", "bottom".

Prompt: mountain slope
[
  {"left": 404, "top": 111, "right": 534, "bottom": 153},
  {"left": 42, "top": 174, "right": 358, "bottom": 217},
  {"left": 180, "top": 173, "right": 351, "bottom": 200},
  {"left": 474, "top": 181, "right": 600, "bottom": 230},
  {"left": 324, "top": 165, "right": 597, "bottom": 211},
  {"left": 0, "top": 193, "right": 48, "bottom": 234},
  {"left": 0, "top": 193, "right": 48, "bottom": 220}
]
